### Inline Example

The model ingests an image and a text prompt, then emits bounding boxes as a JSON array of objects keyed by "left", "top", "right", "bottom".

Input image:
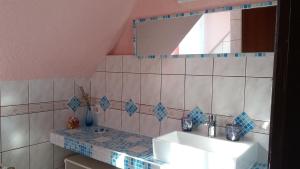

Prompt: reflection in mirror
[{"left": 135, "top": 6, "right": 276, "bottom": 56}]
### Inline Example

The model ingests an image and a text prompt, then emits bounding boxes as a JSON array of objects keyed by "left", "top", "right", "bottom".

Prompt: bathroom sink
[{"left": 153, "top": 131, "right": 258, "bottom": 169}]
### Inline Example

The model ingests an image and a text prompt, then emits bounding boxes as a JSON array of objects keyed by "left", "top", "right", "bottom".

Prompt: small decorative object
[
  {"left": 67, "top": 116, "right": 80, "bottom": 129},
  {"left": 225, "top": 124, "right": 241, "bottom": 141},
  {"left": 80, "top": 87, "right": 94, "bottom": 127},
  {"left": 181, "top": 116, "right": 193, "bottom": 132}
]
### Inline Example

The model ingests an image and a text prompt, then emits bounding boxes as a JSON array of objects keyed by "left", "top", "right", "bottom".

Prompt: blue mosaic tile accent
[
  {"left": 64, "top": 137, "right": 92, "bottom": 157},
  {"left": 187, "top": 107, "right": 206, "bottom": 128},
  {"left": 234, "top": 112, "right": 255, "bottom": 137},
  {"left": 111, "top": 152, "right": 121, "bottom": 166},
  {"left": 67, "top": 96, "right": 81, "bottom": 112},
  {"left": 153, "top": 102, "right": 167, "bottom": 122},
  {"left": 125, "top": 99, "right": 138, "bottom": 116},
  {"left": 99, "top": 96, "right": 110, "bottom": 111},
  {"left": 250, "top": 162, "right": 268, "bottom": 169},
  {"left": 125, "top": 156, "right": 152, "bottom": 169},
  {"left": 255, "top": 52, "right": 267, "bottom": 57}
]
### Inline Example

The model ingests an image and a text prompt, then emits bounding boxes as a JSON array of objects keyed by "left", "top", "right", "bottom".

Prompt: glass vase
[{"left": 85, "top": 107, "right": 94, "bottom": 127}]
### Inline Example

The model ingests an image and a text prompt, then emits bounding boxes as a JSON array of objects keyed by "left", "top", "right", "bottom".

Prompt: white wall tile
[
  {"left": 212, "top": 77, "right": 245, "bottom": 116},
  {"left": 29, "top": 79, "right": 53, "bottom": 103},
  {"left": 54, "top": 145, "right": 73, "bottom": 169},
  {"left": 91, "top": 72, "right": 106, "bottom": 98},
  {"left": 104, "top": 109, "right": 122, "bottom": 130},
  {"left": 186, "top": 56, "right": 213, "bottom": 75},
  {"left": 122, "top": 73, "right": 140, "bottom": 103},
  {"left": 54, "top": 79, "right": 74, "bottom": 101},
  {"left": 122, "top": 111, "right": 140, "bottom": 134},
  {"left": 246, "top": 54, "right": 274, "bottom": 77},
  {"left": 141, "top": 58, "right": 161, "bottom": 74},
  {"left": 214, "top": 55, "right": 246, "bottom": 76},
  {"left": 1, "top": 114, "right": 29, "bottom": 151},
  {"left": 30, "top": 111, "right": 54, "bottom": 145},
  {"left": 160, "top": 118, "right": 181, "bottom": 135},
  {"left": 123, "top": 55, "right": 140, "bottom": 73},
  {"left": 245, "top": 78, "right": 273, "bottom": 121},
  {"left": 140, "top": 114, "right": 160, "bottom": 137},
  {"left": 1, "top": 80, "right": 28, "bottom": 106},
  {"left": 106, "top": 73, "right": 122, "bottom": 101},
  {"left": 30, "top": 142, "right": 53, "bottom": 169},
  {"left": 141, "top": 74, "right": 161, "bottom": 106},
  {"left": 54, "top": 109, "right": 74, "bottom": 130},
  {"left": 75, "top": 77, "right": 91, "bottom": 98},
  {"left": 162, "top": 58, "right": 185, "bottom": 74},
  {"left": 96, "top": 56, "right": 106, "bottom": 72},
  {"left": 162, "top": 75, "right": 184, "bottom": 109},
  {"left": 2, "top": 147, "right": 29, "bottom": 169},
  {"left": 185, "top": 76, "right": 212, "bottom": 113},
  {"left": 106, "top": 56, "right": 122, "bottom": 72}
]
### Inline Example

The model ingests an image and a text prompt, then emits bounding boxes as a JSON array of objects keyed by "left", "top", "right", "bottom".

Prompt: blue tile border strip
[
  {"left": 135, "top": 52, "right": 274, "bottom": 59},
  {"left": 64, "top": 136, "right": 93, "bottom": 157},
  {"left": 250, "top": 162, "right": 268, "bottom": 169}
]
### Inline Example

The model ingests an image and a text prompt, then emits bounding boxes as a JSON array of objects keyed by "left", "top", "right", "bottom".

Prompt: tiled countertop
[
  {"left": 50, "top": 126, "right": 164, "bottom": 169},
  {"left": 50, "top": 126, "right": 268, "bottom": 169}
]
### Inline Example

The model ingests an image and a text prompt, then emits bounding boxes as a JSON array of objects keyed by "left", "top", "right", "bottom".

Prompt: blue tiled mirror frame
[{"left": 132, "top": 0, "right": 277, "bottom": 59}]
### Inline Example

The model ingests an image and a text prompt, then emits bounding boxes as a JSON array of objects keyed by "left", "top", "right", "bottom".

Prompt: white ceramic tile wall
[
  {"left": 0, "top": 77, "right": 81, "bottom": 168},
  {"left": 91, "top": 54, "right": 274, "bottom": 153}
]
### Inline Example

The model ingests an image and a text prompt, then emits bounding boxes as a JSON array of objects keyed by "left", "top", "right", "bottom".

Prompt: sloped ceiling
[{"left": 0, "top": 0, "right": 136, "bottom": 80}]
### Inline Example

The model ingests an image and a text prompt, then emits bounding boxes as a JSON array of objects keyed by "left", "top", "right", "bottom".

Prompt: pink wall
[
  {"left": 111, "top": 0, "right": 270, "bottom": 55},
  {"left": 0, "top": 0, "right": 136, "bottom": 80}
]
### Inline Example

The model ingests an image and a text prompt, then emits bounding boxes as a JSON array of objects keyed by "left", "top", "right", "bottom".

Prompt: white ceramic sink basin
[{"left": 153, "top": 131, "right": 258, "bottom": 169}]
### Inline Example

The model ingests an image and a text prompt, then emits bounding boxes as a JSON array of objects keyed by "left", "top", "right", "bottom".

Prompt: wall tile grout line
[
  {"left": 120, "top": 56, "right": 124, "bottom": 130},
  {"left": 211, "top": 56, "right": 215, "bottom": 115},
  {"left": 1, "top": 141, "right": 51, "bottom": 154},
  {"left": 52, "top": 79, "right": 55, "bottom": 169},
  {"left": 139, "top": 58, "right": 142, "bottom": 135},
  {"left": 183, "top": 57, "right": 187, "bottom": 118},
  {"left": 243, "top": 56, "right": 248, "bottom": 112},
  {"left": 28, "top": 80, "right": 31, "bottom": 169},
  {"left": 158, "top": 57, "right": 163, "bottom": 136}
]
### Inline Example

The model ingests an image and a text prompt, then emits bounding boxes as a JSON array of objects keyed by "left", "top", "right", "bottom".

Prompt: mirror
[{"left": 135, "top": 5, "right": 276, "bottom": 56}]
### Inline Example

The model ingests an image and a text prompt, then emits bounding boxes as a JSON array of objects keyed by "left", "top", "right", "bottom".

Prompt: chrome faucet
[{"left": 205, "top": 114, "right": 216, "bottom": 137}]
